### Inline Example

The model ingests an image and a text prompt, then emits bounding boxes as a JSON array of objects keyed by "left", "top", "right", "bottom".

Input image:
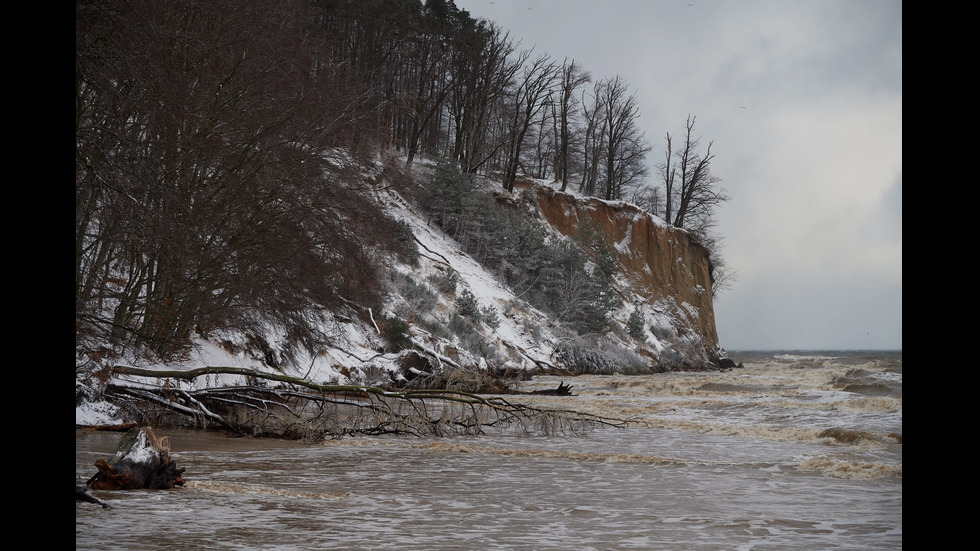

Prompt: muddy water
[{"left": 76, "top": 351, "right": 901, "bottom": 550}]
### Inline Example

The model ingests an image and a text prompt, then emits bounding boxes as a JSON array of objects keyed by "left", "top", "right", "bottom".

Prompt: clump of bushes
[
  {"left": 627, "top": 308, "right": 646, "bottom": 341},
  {"left": 431, "top": 267, "right": 460, "bottom": 295},
  {"left": 555, "top": 336, "right": 651, "bottom": 375},
  {"left": 389, "top": 270, "right": 438, "bottom": 317}
]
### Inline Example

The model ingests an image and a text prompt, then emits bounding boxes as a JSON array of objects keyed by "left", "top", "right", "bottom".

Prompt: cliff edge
[{"left": 532, "top": 185, "right": 719, "bottom": 351}]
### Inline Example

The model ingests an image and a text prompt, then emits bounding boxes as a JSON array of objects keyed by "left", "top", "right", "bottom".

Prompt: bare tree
[
  {"left": 598, "top": 76, "right": 651, "bottom": 201},
  {"left": 657, "top": 114, "right": 733, "bottom": 297},
  {"left": 447, "top": 20, "right": 518, "bottom": 174},
  {"left": 699, "top": 230, "right": 737, "bottom": 299},
  {"left": 397, "top": 1, "right": 458, "bottom": 167},
  {"left": 575, "top": 76, "right": 650, "bottom": 200},
  {"left": 629, "top": 185, "right": 663, "bottom": 216},
  {"left": 529, "top": 96, "right": 555, "bottom": 179},
  {"left": 554, "top": 59, "right": 591, "bottom": 191},
  {"left": 501, "top": 52, "right": 559, "bottom": 192},
  {"left": 76, "top": 0, "right": 404, "bottom": 361},
  {"left": 578, "top": 80, "right": 606, "bottom": 196},
  {"left": 660, "top": 131, "right": 677, "bottom": 224},
  {"left": 659, "top": 115, "right": 729, "bottom": 232}
]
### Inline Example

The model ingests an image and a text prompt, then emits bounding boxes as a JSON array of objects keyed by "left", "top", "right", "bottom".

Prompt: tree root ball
[{"left": 86, "top": 427, "right": 186, "bottom": 490}]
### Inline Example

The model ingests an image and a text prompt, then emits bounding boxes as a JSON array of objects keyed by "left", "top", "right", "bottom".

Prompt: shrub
[
  {"left": 390, "top": 271, "right": 438, "bottom": 313},
  {"left": 479, "top": 304, "right": 500, "bottom": 330},
  {"left": 627, "top": 308, "right": 646, "bottom": 340},
  {"left": 416, "top": 316, "right": 451, "bottom": 340},
  {"left": 536, "top": 238, "right": 619, "bottom": 335},
  {"left": 455, "top": 288, "right": 500, "bottom": 330},
  {"left": 556, "top": 337, "right": 651, "bottom": 375},
  {"left": 392, "top": 219, "right": 420, "bottom": 266},
  {"left": 378, "top": 313, "right": 411, "bottom": 352},
  {"left": 455, "top": 288, "right": 481, "bottom": 318},
  {"left": 657, "top": 348, "right": 686, "bottom": 370},
  {"left": 431, "top": 268, "right": 459, "bottom": 295},
  {"left": 650, "top": 324, "right": 673, "bottom": 342},
  {"left": 448, "top": 313, "right": 498, "bottom": 361}
]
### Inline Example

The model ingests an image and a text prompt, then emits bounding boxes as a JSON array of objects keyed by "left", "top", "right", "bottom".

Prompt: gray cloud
[{"left": 455, "top": 0, "right": 902, "bottom": 350}]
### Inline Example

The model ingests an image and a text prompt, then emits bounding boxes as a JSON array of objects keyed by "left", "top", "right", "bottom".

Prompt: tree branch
[{"left": 106, "top": 364, "right": 636, "bottom": 437}]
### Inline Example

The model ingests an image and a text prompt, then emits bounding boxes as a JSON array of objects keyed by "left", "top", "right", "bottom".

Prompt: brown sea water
[{"left": 76, "top": 350, "right": 901, "bottom": 550}]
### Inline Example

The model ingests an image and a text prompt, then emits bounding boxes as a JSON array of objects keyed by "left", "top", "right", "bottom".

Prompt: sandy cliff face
[{"left": 533, "top": 186, "right": 719, "bottom": 349}]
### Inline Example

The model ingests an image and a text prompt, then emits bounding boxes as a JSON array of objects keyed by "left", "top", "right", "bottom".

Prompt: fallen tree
[{"left": 102, "top": 365, "right": 635, "bottom": 439}]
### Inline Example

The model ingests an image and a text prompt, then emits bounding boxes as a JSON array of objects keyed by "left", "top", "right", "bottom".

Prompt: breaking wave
[{"left": 798, "top": 454, "right": 903, "bottom": 480}]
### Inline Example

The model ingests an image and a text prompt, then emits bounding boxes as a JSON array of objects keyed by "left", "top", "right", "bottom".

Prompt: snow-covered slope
[{"left": 77, "top": 161, "right": 724, "bottom": 426}]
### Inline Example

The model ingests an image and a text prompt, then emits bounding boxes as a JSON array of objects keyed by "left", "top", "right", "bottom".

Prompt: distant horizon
[{"left": 725, "top": 348, "right": 902, "bottom": 353}]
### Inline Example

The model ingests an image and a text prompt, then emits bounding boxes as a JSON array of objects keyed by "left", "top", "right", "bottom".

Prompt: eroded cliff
[{"left": 532, "top": 186, "right": 719, "bottom": 350}]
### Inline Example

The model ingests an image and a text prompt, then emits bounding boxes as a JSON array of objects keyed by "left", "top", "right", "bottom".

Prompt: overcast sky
[{"left": 452, "top": 0, "right": 902, "bottom": 351}]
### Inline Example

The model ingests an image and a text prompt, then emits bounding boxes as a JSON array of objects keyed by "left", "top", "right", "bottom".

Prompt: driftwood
[
  {"left": 85, "top": 427, "right": 186, "bottom": 491},
  {"left": 718, "top": 358, "right": 744, "bottom": 370},
  {"left": 84, "top": 422, "right": 139, "bottom": 432},
  {"left": 76, "top": 485, "right": 111, "bottom": 508},
  {"left": 529, "top": 381, "right": 575, "bottom": 396}
]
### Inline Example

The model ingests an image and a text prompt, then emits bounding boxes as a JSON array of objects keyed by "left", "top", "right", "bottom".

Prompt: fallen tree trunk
[
  {"left": 85, "top": 426, "right": 186, "bottom": 490},
  {"left": 105, "top": 365, "right": 636, "bottom": 438}
]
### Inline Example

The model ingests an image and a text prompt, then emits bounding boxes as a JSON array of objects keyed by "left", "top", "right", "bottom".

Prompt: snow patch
[
  {"left": 615, "top": 225, "right": 633, "bottom": 254},
  {"left": 76, "top": 400, "right": 122, "bottom": 426},
  {"left": 119, "top": 429, "right": 157, "bottom": 464}
]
